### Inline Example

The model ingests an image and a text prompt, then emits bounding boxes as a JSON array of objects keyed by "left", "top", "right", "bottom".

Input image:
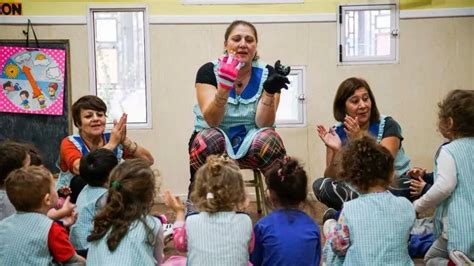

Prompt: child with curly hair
[
  {"left": 250, "top": 157, "right": 321, "bottom": 266},
  {"left": 164, "top": 154, "right": 252, "bottom": 266},
  {"left": 323, "top": 135, "right": 415, "bottom": 265},
  {"left": 413, "top": 90, "right": 474, "bottom": 265},
  {"left": 87, "top": 159, "right": 164, "bottom": 265}
]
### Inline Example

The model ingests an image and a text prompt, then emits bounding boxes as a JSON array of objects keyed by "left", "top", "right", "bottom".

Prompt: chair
[{"left": 244, "top": 169, "right": 268, "bottom": 215}]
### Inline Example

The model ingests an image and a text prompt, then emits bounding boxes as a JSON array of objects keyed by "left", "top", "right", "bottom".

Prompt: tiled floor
[{"left": 152, "top": 200, "right": 426, "bottom": 265}]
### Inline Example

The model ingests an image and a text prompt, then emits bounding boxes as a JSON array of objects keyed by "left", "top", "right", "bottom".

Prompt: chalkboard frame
[{"left": 0, "top": 39, "right": 72, "bottom": 173}]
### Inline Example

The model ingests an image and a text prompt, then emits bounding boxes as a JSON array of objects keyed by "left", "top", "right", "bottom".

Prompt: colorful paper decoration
[{"left": 0, "top": 46, "right": 65, "bottom": 115}]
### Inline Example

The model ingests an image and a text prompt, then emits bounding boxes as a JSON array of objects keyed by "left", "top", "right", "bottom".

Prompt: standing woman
[
  {"left": 313, "top": 77, "right": 412, "bottom": 211},
  {"left": 57, "top": 95, "right": 154, "bottom": 201},
  {"left": 189, "top": 20, "right": 290, "bottom": 197}
]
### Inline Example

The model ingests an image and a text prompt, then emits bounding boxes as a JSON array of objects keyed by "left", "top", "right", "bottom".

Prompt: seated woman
[
  {"left": 313, "top": 77, "right": 412, "bottom": 211},
  {"left": 188, "top": 20, "right": 289, "bottom": 205},
  {"left": 57, "top": 95, "right": 154, "bottom": 202}
]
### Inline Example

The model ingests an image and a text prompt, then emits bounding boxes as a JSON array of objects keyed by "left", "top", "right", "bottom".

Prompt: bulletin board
[{"left": 0, "top": 40, "right": 72, "bottom": 172}]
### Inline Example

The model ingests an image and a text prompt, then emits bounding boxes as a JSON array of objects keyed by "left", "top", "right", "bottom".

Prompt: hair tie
[
  {"left": 111, "top": 180, "right": 121, "bottom": 190},
  {"left": 278, "top": 169, "right": 285, "bottom": 182},
  {"left": 206, "top": 192, "right": 214, "bottom": 200}
]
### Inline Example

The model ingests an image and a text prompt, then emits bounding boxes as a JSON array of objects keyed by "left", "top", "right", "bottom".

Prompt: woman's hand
[
  {"left": 410, "top": 176, "right": 427, "bottom": 198},
  {"left": 263, "top": 60, "right": 290, "bottom": 95},
  {"left": 317, "top": 125, "right": 342, "bottom": 151},
  {"left": 407, "top": 167, "right": 427, "bottom": 179},
  {"left": 343, "top": 115, "right": 362, "bottom": 140},
  {"left": 217, "top": 53, "right": 244, "bottom": 90},
  {"left": 110, "top": 113, "right": 127, "bottom": 146}
]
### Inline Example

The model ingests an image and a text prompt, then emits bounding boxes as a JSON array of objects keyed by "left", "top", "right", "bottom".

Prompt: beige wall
[{"left": 1, "top": 16, "right": 472, "bottom": 197}]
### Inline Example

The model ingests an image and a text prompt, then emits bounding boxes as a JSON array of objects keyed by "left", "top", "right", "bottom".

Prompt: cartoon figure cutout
[{"left": 0, "top": 46, "right": 65, "bottom": 115}]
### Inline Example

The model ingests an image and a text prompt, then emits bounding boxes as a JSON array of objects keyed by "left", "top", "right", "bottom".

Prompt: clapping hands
[
  {"left": 316, "top": 125, "right": 342, "bottom": 151},
  {"left": 343, "top": 115, "right": 362, "bottom": 140},
  {"left": 110, "top": 113, "right": 127, "bottom": 146}
]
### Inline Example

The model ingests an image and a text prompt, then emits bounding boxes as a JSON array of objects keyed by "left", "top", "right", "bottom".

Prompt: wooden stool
[{"left": 244, "top": 169, "right": 268, "bottom": 215}]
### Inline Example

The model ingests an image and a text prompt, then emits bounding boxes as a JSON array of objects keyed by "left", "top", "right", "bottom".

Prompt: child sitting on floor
[
  {"left": 0, "top": 166, "right": 85, "bottom": 265},
  {"left": 69, "top": 148, "right": 118, "bottom": 257},
  {"left": 164, "top": 154, "right": 252, "bottom": 266},
  {"left": 0, "top": 140, "right": 30, "bottom": 221},
  {"left": 87, "top": 159, "right": 164, "bottom": 265},
  {"left": 323, "top": 135, "right": 415, "bottom": 265},
  {"left": 251, "top": 157, "right": 321, "bottom": 266}
]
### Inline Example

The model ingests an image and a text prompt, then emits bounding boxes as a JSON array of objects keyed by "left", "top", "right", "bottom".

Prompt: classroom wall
[
  {"left": 12, "top": 0, "right": 474, "bottom": 16},
  {"left": 1, "top": 15, "right": 473, "bottom": 197}
]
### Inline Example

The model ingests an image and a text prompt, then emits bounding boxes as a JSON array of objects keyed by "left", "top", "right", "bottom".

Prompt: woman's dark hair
[
  {"left": 333, "top": 77, "right": 380, "bottom": 123},
  {"left": 438, "top": 89, "right": 474, "bottom": 138},
  {"left": 191, "top": 155, "right": 246, "bottom": 213},
  {"left": 71, "top": 95, "right": 107, "bottom": 127},
  {"left": 224, "top": 20, "right": 259, "bottom": 61},
  {"left": 87, "top": 159, "right": 156, "bottom": 251},
  {"left": 79, "top": 149, "right": 118, "bottom": 187},
  {"left": 265, "top": 157, "right": 307, "bottom": 208},
  {"left": 340, "top": 135, "right": 394, "bottom": 193}
]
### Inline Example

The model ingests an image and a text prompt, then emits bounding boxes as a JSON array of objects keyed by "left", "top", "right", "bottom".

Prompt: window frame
[
  {"left": 87, "top": 5, "right": 152, "bottom": 129},
  {"left": 337, "top": 3, "right": 400, "bottom": 65},
  {"left": 275, "top": 66, "right": 306, "bottom": 128}
]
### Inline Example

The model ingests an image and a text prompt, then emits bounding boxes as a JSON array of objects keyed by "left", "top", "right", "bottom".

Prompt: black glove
[{"left": 263, "top": 60, "right": 291, "bottom": 95}]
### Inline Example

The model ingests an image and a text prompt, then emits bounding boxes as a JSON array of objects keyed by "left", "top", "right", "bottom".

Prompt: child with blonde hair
[
  {"left": 251, "top": 157, "right": 321, "bottom": 265},
  {"left": 87, "top": 158, "right": 164, "bottom": 265},
  {"left": 413, "top": 89, "right": 474, "bottom": 265},
  {"left": 165, "top": 154, "right": 252, "bottom": 266},
  {"left": 0, "top": 166, "right": 85, "bottom": 265},
  {"left": 323, "top": 135, "right": 415, "bottom": 265}
]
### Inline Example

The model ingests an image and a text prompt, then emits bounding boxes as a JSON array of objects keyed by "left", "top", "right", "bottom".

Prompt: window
[
  {"left": 276, "top": 66, "right": 306, "bottom": 127},
  {"left": 338, "top": 4, "right": 399, "bottom": 64},
  {"left": 88, "top": 7, "right": 151, "bottom": 128}
]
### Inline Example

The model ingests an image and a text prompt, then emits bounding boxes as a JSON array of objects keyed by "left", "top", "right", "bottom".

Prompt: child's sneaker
[{"left": 449, "top": 250, "right": 473, "bottom": 266}]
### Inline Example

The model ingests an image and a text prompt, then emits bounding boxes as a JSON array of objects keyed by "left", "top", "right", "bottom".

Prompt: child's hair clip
[
  {"left": 206, "top": 192, "right": 214, "bottom": 200},
  {"left": 278, "top": 169, "right": 285, "bottom": 182},
  {"left": 111, "top": 180, "right": 121, "bottom": 190}
]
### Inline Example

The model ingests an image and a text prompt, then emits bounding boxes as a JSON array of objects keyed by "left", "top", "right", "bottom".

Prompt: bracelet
[
  {"left": 126, "top": 141, "right": 138, "bottom": 155},
  {"left": 260, "top": 100, "right": 274, "bottom": 107},
  {"left": 123, "top": 139, "right": 132, "bottom": 150}
]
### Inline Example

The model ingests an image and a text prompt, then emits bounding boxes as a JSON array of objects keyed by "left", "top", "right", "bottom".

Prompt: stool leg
[
  {"left": 256, "top": 171, "right": 267, "bottom": 215},
  {"left": 254, "top": 170, "right": 263, "bottom": 214}
]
